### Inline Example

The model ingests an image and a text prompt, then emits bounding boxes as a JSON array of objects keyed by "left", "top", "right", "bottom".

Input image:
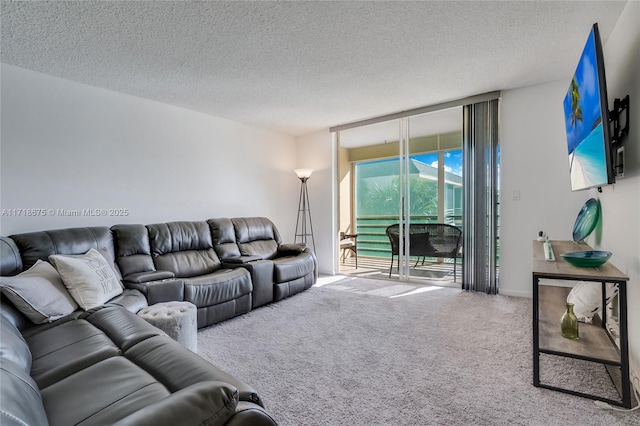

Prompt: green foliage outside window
[{"left": 357, "top": 175, "right": 438, "bottom": 217}]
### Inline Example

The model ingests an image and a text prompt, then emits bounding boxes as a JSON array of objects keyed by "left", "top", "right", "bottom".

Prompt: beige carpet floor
[{"left": 198, "top": 276, "right": 639, "bottom": 425}]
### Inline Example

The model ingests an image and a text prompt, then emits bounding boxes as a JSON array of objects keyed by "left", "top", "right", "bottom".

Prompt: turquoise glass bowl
[
  {"left": 561, "top": 250, "right": 612, "bottom": 268},
  {"left": 572, "top": 198, "right": 600, "bottom": 243}
]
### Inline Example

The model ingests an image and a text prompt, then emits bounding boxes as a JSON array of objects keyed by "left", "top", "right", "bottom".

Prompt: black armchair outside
[{"left": 385, "top": 223, "right": 462, "bottom": 280}]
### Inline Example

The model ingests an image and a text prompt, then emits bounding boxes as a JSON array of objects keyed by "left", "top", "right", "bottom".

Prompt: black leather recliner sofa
[
  {"left": 112, "top": 217, "right": 317, "bottom": 328},
  {"left": 209, "top": 217, "right": 316, "bottom": 306},
  {"left": 0, "top": 216, "right": 314, "bottom": 425}
]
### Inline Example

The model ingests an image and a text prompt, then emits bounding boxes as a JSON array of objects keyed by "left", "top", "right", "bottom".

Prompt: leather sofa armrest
[
  {"left": 223, "top": 255, "right": 263, "bottom": 264},
  {"left": 224, "top": 401, "right": 278, "bottom": 426},
  {"left": 276, "top": 243, "right": 307, "bottom": 256},
  {"left": 304, "top": 247, "right": 319, "bottom": 281},
  {"left": 113, "top": 381, "right": 238, "bottom": 426},
  {"left": 124, "top": 271, "right": 175, "bottom": 283},
  {"left": 123, "top": 279, "right": 185, "bottom": 305},
  {"left": 221, "top": 260, "right": 274, "bottom": 308}
]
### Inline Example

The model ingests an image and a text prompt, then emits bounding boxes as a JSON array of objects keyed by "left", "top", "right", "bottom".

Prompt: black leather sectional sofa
[{"left": 0, "top": 216, "right": 316, "bottom": 426}]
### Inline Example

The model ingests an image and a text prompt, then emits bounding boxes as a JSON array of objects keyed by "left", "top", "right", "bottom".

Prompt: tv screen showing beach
[{"left": 563, "top": 27, "right": 609, "bottom": 191}]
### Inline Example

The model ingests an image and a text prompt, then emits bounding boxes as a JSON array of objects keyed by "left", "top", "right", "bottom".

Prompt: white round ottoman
[{"left": 138, "top": 301, "right": 197, "bottom": 353}]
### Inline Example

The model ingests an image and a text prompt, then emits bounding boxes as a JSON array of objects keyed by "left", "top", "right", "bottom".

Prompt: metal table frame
[{"left": 532, "top": 240, "right": 632, "bottom": 408}]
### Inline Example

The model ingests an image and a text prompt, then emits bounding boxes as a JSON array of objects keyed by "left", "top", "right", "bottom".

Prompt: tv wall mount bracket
[{"left": 609, "top": 95, "right": 629, "bottom": 147}]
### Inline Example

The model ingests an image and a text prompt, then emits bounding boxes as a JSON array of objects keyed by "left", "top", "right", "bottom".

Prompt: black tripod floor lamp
[{"left": 294, "top": 168, "right": 316, "bottom": 253}]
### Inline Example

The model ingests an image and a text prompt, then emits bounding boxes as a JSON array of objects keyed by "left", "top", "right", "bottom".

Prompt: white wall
[
  {"left": 500, "top": 80, "right": 588, "bottom": 299},
  {"left": 501, "top": 0, "right": 639, "bottom": 382},
  {"left": 295, "top": 129, "right": 335, "bottom": 275},
  {"left": 589, "top": 0, "right": 640, "bottom": 382},
  {"left": 0, "top": 64, "right": 299, "bottom": 237}
]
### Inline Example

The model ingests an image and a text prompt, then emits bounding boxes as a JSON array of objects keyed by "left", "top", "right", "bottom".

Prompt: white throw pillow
[
  {"left": 0, "top": 260, "right": 79, "bottom": 323},
  {"left": 566, "top": 282, "right": 618, "bottom": 323},
  {"left": 49, "top": 248, "right": 123, "bottom": 310}
]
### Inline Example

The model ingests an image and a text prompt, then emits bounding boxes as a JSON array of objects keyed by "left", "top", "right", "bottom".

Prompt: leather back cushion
[
  {"left": 146, "top": 222, "right": 220, "bottom": 277},
  {"left": 9, "top": 227, "right": 120, "bottom": 279},
  {"left": 112, "top": 224, "right": 156, "bottom": 277},
  {"left": 0, "top": 300, "right": 32, "bottom": 333},
  {"left": 1, "top": 237, "right": 22, "bottom": 276},
  {"left": 208, "top": 218, "right": 241, "bottom": 260},
  {"left": 231, "top": 217, "right": 282, "bottom": 259}
]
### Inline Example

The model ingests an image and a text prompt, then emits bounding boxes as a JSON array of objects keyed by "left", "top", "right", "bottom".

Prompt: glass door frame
[{"left": 398, "top": 117, "right": 411, "bottom": 280}]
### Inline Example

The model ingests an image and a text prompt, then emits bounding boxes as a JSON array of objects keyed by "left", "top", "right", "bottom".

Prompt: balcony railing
[
  {"left": 354, "top": 214, "right": 499, "bottom": 261},
  {"left": 356, "top": 215, "right": 462, "bottom": 258}
]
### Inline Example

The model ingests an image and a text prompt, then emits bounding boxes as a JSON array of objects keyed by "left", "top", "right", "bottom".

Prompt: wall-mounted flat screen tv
[{"left": 563, "top": 23, "right": 614, "bottom": 191}]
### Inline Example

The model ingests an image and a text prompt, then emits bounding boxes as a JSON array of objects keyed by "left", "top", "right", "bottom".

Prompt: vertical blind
[{"left": 462, "top": 99, "right": 500, "bottom": 294}]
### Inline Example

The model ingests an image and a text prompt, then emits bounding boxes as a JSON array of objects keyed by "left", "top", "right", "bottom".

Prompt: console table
[{"left": 532, "top": 240, "right": 632, "bottom": 408}]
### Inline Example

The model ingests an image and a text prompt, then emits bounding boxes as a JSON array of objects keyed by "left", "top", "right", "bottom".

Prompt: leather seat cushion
[
  {"left": 81, "top": 305, "right": 162, "bottom": 352},
  {"left": 273, "top": 252, "right": 315, "bottom": 283},
  {"left": 183, "top": 268, "right": 252, "bottom": 307},
  {"left": 26, "top": 319, "right": 120, "bottom": 388},
  {"left": 105, "top": 288, "right": 149, "bottom": 314},
  {"left": 40, "top": 356, "right": 170, "bottom": 426},
  {"left": 125, "top": 335, "right": 262, "bottom": 407}
]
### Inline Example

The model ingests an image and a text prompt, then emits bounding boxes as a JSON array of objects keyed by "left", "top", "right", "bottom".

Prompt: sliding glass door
[{"left": 337, "top": 107, "right": 463, "bottom": 284}]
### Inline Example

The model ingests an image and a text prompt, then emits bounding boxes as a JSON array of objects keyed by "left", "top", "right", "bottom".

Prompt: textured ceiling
[{"left": 0, "top": 1, "right": 629, "bottom": 136}]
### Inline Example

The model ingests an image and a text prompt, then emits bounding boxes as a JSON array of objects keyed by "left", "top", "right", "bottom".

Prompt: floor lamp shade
[
  {"left": 294, "top": 168, "right": 313, "bottom": 180},
  {"left": 294, "top": 169, "right": 315, "bottom": 252}
]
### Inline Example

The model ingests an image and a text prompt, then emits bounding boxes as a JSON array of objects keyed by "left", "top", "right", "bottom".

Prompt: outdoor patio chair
[
  {"left": 386, "top": 223, "right": 462, "bottom": 280},
  {"left": 339, "top": 231, "right": 358, "bottom": 268}
]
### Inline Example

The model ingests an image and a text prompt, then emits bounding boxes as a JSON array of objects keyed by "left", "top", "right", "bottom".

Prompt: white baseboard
[{"left": 499, "top": 288, "right": 531, "bottom": 298}]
